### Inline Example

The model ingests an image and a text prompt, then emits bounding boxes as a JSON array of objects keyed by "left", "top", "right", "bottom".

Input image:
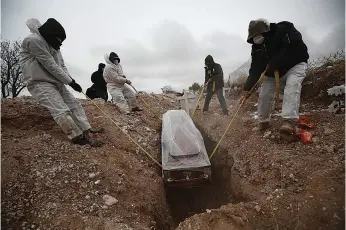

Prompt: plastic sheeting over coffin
[{"left": 161, "top": 110, "right": 211, "bottom": 170}]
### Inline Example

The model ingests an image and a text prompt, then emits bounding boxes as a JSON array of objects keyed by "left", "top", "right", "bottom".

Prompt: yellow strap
[
  {"left": 274, "top": 70, "right": 280, "bottom": 106},
  {"left": 209, "top": 101, "right": 243, "bottom": 159},
  {"left": 191, "top": 83, "right": 206, "bottom": 117},
  {"left": 129, "top": 84, "right": 161, "bottom": 120},
  {"left": 209, "top": 71, "right": 266, "bottom": 160},
  {"left": 139, "top": 96, "right": 161, "bottom": 120},
  {"left": 82, "top": 92, "right": 162, "bottom": 168}
]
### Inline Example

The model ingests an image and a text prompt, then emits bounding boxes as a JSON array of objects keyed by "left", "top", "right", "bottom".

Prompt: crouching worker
[
  {"left": 103, "top": 52, "right": 142, "bottom": 114},
  {"left": 203, "top": 55, "right": 228, "bottom": 115},
  {"left": 90, "top": 63, "right": 108, "bottom": 102},
  {"left": 19, "top": 18, "right": 104, "bottom": 146},
  {"left": 242, "top": 19, "right": 309, "bottom": 139}
]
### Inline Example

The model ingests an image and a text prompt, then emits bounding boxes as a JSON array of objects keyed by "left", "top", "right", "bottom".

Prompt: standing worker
[
  {"left": 241, "top": 19, "right": 309, "bottom": 139},
  {"left": 19, "top": 18, "right": 103, "bottom": 146},
  {"left": 203, "top": 55, "right": 228, "bottom": 115},
  {"left": 103, "top": 52, "right": 142, "bottom": 115},
  {"left": 90, "top": 63, "right": 108, "bottom": 102}
]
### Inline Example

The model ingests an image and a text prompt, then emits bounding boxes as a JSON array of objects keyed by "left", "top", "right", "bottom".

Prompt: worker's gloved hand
[
  {"left": 69, "top": 79, "right": 83, "bottom": 92},
  {"left": 239, "top": 91, "right": 251, "bottom": 104},
  {"left": 126, "top": 79, "right": 132, "bottom": 85}
]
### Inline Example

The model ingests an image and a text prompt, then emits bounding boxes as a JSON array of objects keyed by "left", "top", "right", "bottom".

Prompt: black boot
[
  {"left": 72, "top": 134, "right": 104, "bottom": 147},
  {"left": 72, "top": 134, "right": 91, "bottom": 145},
  {"left": 132, "top": 107, "right": 143, "bottom": 112}
]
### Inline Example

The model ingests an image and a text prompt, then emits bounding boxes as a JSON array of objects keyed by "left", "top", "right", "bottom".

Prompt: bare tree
[
  {"left": 1, "top": 39, "right": 25, "bottom": 98},
  {"left": 161, "top": 85, "right": 174, "bottom": 94}
]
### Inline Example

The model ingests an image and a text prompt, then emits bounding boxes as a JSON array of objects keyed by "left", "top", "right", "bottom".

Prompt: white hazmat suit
[
  {"left": 19, "top": 18, "right": 92, "bottom": 140},
  {"left": 103, "top": 53, "right": 138, "bottom": 114}
]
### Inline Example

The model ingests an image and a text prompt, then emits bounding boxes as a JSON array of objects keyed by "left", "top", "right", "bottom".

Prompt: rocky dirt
[
  {"left": 1, "top": 94, "right": 178, "bottom": 230},
  {"left": 1, "top": 62, "right": 345, "bottom": 230}
]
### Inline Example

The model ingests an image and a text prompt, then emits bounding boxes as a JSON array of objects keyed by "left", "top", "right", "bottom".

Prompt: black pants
[
  {"left": 97, "top": 89, "right": 108, "bottom": 102},
  {"left": 203, "top": 88, "right": 227, "bottom": 111}
]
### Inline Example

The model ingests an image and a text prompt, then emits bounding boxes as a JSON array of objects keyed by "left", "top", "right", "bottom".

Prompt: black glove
[{"left": 69, "top": 79, "right": 83, "bottom": 92}]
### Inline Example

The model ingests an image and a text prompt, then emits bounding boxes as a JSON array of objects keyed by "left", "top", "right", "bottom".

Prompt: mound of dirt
[
  {"left": 2, "top": 59, "right": 345, "bottom": 230},
  {"left": 176, "top": 61, "right": 345, "bottom": 229},
  {"left": 1, "top": 94, "right": 179, "bottom": 230},
  {"left": 302, "top": 60, "right": 345, "bottom": 104}
]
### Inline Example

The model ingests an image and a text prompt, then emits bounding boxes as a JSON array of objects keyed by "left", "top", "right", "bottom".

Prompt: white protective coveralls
[
  {"left": 258, "top": 62, "right": 307, "bottom": 122},
  {"left": 103, "top": 53, "right": 137, "bottom": 113},
  {"left": 19, "top": 18, "right": 91, "bottom": 140}
]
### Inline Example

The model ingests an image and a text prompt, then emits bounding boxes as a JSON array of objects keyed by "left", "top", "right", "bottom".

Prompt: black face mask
[
  {"left": 43, "top": 36, "right": 62, "bottom": 50},
  {"left": 38, "top": 18, "right": 66, "bottom": 51},
  {"left": 109, "top": 52, "right": 120, "bottom": 64},
  {"left": 205, "top": 61, "right": 212, "bottom": 68}
]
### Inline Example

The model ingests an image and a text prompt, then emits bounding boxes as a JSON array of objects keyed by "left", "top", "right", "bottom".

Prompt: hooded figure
[
  {"left": 19, "top": 18, "right": 103, "bottom": 146},
  {"left": 88, "top": 63, "right": 108, "bottom": 101},
  {"left": 242, "top": 19, "right": 309, "bottom": 140},
  {"left": 103, "top": 52, "right": 142, "bottom": 114},
  {"left": 203, "top": 55, "right": 228, "bottom": 115}
]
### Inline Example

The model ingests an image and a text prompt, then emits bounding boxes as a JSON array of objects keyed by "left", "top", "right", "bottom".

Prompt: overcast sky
[{"left": 1, "top": 0, "right": 345, "bottom": 97}]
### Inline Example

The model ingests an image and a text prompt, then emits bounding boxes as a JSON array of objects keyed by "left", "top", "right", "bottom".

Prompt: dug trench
[
  {"left": 159, "top": 124, "right": 241, "bottom": 229},
  {"left": 1, "top": 97, "right": 245, "bottom": 230},
  {"left": 2, "top": 89, "right": 345, "bottom": 230}
]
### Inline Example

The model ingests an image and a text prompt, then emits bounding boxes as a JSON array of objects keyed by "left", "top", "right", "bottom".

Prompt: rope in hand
[{"left": 81, "top": 91, "right": 162, "bottom": 168}]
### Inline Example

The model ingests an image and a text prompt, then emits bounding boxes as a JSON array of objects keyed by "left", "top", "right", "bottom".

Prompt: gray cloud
[
  {"left": 2, "top": 0, "right": 345, "bottom": 94},
  {"left": 89, "top": 20, "right": 250, "bottom": 92},
  {"left": 316, "top": 22, "right": 345, "bottom": 57}
]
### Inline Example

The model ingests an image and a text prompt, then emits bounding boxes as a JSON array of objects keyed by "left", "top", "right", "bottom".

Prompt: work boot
[
  {"left": 222, "top": 109, "right": 229, "bottom": 115},
  {"left": 132, "top": 106, "right": 143, "bottom": 112},
  {"left": 279, "top": 120, "right": 296, "bottom": 135},
  {"left": 279, "top": 120, "right": 298, "bottom": 142},
  {"left": 258, "top": 122, "right": 270, "bottom": 131},
  {"left": 72, "top": 134, "right": 104, "bottom": 147}
]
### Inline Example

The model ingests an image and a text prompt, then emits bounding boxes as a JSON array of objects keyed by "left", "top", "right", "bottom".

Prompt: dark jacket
[
  {"left": 86, "top": 85, "right": 98, "bottom": 99},
  {"left": 244, "top": 21, "right": 309, "bottom": 91},
  {"left": 91, "top": 63, "right": 107, "bottom": 90},
  {"left": 204, "top": 55, "right": 224, "bottom": 91}
]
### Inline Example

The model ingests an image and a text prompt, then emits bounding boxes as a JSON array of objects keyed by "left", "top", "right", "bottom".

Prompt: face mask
[
  {"left": 113, "top": 60, "right": 119, "bottom": 65},
  {"left": 253, "top": 34, "right": 265, "bottom": 45}
]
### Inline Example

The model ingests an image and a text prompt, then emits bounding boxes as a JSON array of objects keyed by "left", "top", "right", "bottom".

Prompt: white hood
[
  {"left": 103, "top": 53, "right": 126, "bottom": 87},
  {"left": 104, "top": 53, "right": 113, "bottom": 65},
  {"left": 26, "top": 18, "right": 42, "bottom": 35}
]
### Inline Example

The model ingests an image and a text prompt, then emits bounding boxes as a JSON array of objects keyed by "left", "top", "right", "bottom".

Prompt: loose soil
[{"left": 1, "top": 61, "right": 345, "bottom": 230}]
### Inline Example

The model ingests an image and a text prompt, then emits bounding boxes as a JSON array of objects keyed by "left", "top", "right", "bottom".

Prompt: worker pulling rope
[{"left": 82, "top": 91, "right": 162, "bottom": 168}]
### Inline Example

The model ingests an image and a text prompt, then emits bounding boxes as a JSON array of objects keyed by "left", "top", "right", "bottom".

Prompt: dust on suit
[
  {"left": 103, "top": 53, "right": 137, "bottom": 114},
  {"left": 19, "top": 18, "right": 92, "bottom": 140}
]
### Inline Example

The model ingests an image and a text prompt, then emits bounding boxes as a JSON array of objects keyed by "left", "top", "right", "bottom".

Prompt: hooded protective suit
[
  {"left": 19, "top": 18, "right": 92, "bottom": 140},
  {"left": 103, "top": 53, "right": 137, "bottom": 113}
]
